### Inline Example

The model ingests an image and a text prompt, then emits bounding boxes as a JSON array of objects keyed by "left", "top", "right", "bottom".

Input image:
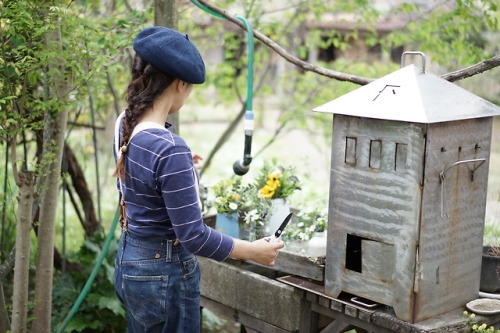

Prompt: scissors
[{"left": 265, "top": 213, "right": 293, "bottom": 243}]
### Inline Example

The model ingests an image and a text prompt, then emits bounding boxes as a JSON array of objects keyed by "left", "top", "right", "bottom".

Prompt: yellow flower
[
  {"left": 259, "top": 173, "right": 282, "bottom": 198},
  {"left": 479, "top": 324, "right": 487, "bottom": 330},
  {"left": 473, "top": 325, "right": 478, "bottom": 330},
  {"left": 255, "top": 162, "right": 300, "bottom": 200},
  {"left": 259, "top": 185, "right": 276, "bottom": 198},
  {"left": 269, "top": 171, "right": 281, "bottom": 180},
  {"left": 470, "top": 313, "right": 476, "bottom": 319},
  {"left": 265, "top": 178, "right": 280, "bottom": 190}
]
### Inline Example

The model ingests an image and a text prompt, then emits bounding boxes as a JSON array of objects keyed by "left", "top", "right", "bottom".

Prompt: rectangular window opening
[
  {"left": 369, "top": 140, "right": 382, "bottom": 169},
  {"left": 345, "top": 234, "right": 362, "bottom": 273},
  {"left": 395, "top": 143, "right": 408, "bottom": 171},
  {"left": 345, "top": 137, "right": 357, "bottom": 166}
]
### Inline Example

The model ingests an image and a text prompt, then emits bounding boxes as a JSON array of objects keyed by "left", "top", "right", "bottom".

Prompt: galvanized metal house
[{"left": 313, "top": 60, "right": 500, "bottom": 323}]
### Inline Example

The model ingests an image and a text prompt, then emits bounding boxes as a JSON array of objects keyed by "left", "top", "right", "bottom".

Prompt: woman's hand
[
  {"left": 192, "top": 153, "right": 203, "bottom": 169},
  {"left": 251, "top": 238, "right": 285, "bottom": 266},
  {"left": 230, "top": 238, "right": 285, "bottom": 267}
]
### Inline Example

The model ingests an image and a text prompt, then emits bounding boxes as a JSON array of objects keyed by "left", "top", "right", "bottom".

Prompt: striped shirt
[{"left": 113, "top": 114, "right": 234, "bottom": 261}]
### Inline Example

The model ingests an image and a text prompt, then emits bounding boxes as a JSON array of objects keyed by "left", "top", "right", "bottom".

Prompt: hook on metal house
[
  {"left": 401, "top": 51, "right": 426, "bottom": 73},
  {"left": 439, "top": 158, "right": 486, "bottom": 218}
]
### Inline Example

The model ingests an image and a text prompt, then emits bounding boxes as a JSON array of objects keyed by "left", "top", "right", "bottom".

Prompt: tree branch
[
  {"left": 9, "top": 133, "right": 21, "bottom": 187},
  {"left": 0, "top": 247, "right": 15, "bottom": 280},
  {"left": 106, "top": 71, "right": 122, "bottom": 116},
  {"left": 197, "top": 0, "right": 500, "bottom": 84},
  {"left": 441, "top": 55, "right": 500, "bottom": 82},
  {"left": 200, "top": 103, "right": 246, "bottom": 177},
  {"left": 197, "top": 0, "right": 374, "bottom": 85}
]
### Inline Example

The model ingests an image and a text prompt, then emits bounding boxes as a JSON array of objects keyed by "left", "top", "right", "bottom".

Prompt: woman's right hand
[{"left": 230, "top": 238, "right": 285, "bottom": 267}]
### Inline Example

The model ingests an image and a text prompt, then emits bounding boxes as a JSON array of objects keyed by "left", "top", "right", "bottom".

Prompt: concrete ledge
[{"left": 199, "top": 257, "right": 301, "bottom": 331}]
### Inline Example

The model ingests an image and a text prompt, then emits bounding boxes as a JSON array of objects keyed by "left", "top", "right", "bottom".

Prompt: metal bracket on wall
[{"left": 439, "top": 158, "right": 486, "bottom": 217}]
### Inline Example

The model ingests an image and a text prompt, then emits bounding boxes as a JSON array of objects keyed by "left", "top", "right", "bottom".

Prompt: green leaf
[{"left": 97, "top": 296, "right": 125, "bottom": 316}]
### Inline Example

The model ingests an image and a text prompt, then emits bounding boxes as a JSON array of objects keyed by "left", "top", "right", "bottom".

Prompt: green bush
[{"left": 52, "top": 230, "right": 126, "bottom": 333}]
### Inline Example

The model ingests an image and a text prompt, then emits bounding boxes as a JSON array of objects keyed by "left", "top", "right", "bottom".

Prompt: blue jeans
[{"left": 114, "top": 232, "right": 201, "bottom": 332}]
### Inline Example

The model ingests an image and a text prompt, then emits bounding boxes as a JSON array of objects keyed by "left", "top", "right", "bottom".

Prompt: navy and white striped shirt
[{"left": 114, "top": 115, "right": 234, "bottom": 261}]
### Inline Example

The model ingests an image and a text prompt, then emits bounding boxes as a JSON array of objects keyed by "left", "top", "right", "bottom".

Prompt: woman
[{"left": 113, "top": 26, "right": 284, "bottom": 333}]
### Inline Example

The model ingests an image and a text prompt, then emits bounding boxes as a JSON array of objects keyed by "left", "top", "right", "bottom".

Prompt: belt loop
[{"left": 166, "top": 240, "right": 172, "bottom": 263}]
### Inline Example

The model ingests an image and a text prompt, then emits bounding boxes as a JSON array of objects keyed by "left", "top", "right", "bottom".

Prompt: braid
[{"left": 114, "top": 55, "right": 176, "bottom": 180}]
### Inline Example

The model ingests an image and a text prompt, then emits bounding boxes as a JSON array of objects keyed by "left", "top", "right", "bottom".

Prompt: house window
[
  {"left": 395, "top": 143, "right": 408, "bottom": 171},
  {"left": 317, "top": 35, "right": 337, "bottom": 62},
  {"left": 369, "top": 140, "right": 382, "bottom": 169},
  {"left": 345, "top": 137, "right": 357, "bottom": 166}
]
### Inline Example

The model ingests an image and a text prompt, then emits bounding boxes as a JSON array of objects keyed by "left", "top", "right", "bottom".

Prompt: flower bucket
[
  {"left": 267, "top": 198, "right": 291, "bottom": 235},
  {"left": 480, "top": 246, "right": 500, "bottom": 293},
  {"left": 215, "top": 212, "right": 240, "bottom": 238},
  {"left": 308, "top": 231, "right": 327, "bottom": 258}
]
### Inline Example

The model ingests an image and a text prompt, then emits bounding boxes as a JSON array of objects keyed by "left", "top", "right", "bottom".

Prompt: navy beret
[{"left": 133, "top": 26, "right": 206, "bottom": 84}]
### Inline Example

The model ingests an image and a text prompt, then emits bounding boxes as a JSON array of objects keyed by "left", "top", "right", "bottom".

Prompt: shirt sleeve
[{"left": 156, "top": 144, "right": 234, "bottom": 261}]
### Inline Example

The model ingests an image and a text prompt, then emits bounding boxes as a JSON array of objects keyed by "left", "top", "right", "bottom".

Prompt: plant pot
[
  {"left": 307, "top": 231, "right": 327, "bottom": 258},
  {"left": 480, "top": 246, "right": 500, "bottom": 293},
  {"left": 215, "top": 212, "right": 240, "bottom": 238}
]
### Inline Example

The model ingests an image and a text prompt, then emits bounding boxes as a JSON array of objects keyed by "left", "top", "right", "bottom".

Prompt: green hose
[
  {"left": 235, "top": 15, "right": 254, "bottom": 112},
  {"left": 56, "top": 206, "right": 119, "bottom": 333},
  {"left": 58, "top": 4, "right": 255, "bottom": 330},
  {"left": 190, "top": 0, "right": 254, "bottom": 111},
  {"left": 191, "top": 0, "right": 255, "bottom": 173}
]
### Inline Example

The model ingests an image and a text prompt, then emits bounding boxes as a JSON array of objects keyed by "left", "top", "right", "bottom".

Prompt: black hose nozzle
[
  {"left": 233, "top": 133, "right": 253, "bottom": 175},
  {"left": 233, "top": 158, "right": 251, "bottom": 175}
]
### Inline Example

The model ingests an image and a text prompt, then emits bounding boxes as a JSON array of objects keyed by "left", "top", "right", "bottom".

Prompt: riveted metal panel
[
  {"left": 414, "top": 117, "right": 492, "bottom": 321},
  {"left": 325, "top": 115, "right": 426, "bottom": 322}
]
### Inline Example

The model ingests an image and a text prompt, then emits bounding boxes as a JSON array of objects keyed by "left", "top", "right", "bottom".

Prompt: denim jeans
[{"left": 115, "top": 231, "right": 201, "bottom": 333}]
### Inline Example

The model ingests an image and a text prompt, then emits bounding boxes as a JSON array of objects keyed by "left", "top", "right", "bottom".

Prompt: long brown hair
[{"left": 114, "top": 55, "right": 175, "bottom": 180}]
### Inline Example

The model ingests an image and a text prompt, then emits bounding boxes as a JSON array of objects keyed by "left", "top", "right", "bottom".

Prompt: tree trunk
[
  {"left": 155, "top": 0, "right": 179, "bottom": 133},
  {"left": 10, "top": 171, "right": 35, "bottom": 333},
  {"left": 31, "top": 13, "right": 70, "bottom": 332},
  {"left": 64, "top": 144, "right": 99, "bottom": 236}
]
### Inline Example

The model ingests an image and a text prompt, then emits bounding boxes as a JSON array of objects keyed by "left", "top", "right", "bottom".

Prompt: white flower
[
  {"left": 317, "top": 216, "right": 327, "bottom": 223},
  {"left": 229, "top": 202, "right": 238, "bottom": 211},
  {"left": 244, "top": 209, "right": 262, "bottom": 224}
]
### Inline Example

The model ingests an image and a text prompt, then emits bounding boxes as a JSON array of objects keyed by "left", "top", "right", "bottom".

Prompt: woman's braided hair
[{"left": 114, "top": 55, "right": 175, "bottom": 180}]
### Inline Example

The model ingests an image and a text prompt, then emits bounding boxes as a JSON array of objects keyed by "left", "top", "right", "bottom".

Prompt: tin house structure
[{"left": 313, "top": 62, "right": 500, "bottom": 323}]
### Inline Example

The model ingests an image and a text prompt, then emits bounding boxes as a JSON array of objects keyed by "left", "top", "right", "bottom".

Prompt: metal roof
[{"left": 313, "top": 64, "right": 500, "bottom": 124}]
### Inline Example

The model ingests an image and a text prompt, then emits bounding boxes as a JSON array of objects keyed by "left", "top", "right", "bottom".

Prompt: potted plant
[
  {"left": 242, "top": 207, "right": 269, "bottom": 242},
  {"left": 254, "top": 160, "right": 300, "bottom": 234},
  {"left": 211, "top": 178, "right": 246, "bottom": 238},
  {"left": 480, "top": 245, "right": 500, "bottom": 293},
  {"left": 281, "top": 208, "right": 327, "bottom": 256},
  {"left": 234, "top": 186, "right": 269, "bottom": 241},
  {"left": 307, "top": 213, "right": 328, "bottom": 258}
]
